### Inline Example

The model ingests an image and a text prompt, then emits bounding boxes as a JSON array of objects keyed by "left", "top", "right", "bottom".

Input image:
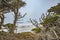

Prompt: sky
[{"left": 4, "top": 0, "right": 60, "bottom": 25}]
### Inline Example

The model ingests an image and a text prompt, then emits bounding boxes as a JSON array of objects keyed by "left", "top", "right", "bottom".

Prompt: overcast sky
[{"left": 4, "top": 0, "right": 60, "bottom": 25}]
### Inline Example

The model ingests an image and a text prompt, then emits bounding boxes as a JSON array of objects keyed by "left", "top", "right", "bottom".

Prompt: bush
[{"left": 32, "top": 27, "right": 41, "bottom": 33}]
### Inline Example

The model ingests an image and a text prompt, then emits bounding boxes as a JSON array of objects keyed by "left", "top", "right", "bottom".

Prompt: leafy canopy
[{"left": 48, "top": 3, "right": 60, "bottom": 14}]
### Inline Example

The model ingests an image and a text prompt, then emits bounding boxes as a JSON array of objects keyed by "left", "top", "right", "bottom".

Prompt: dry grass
[{"left": 0, "top": 32, "right": 37, "bottom": 40}]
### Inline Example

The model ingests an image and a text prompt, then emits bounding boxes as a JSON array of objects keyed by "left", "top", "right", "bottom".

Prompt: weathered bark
[
  {"left": 30, "top": 18, "right": 39, "bottom": 28},
  {"left": 11, "top": 0, "right": 19, "bottom": 33},
  {"left": 11, "top": 9, "right": 18, "bottom": 33},
  {"left": 11, "top": 0, "right": 26, "bottom": 33},
  {"left": 0, "top": 14, "right": 4, "bottom": 29}
]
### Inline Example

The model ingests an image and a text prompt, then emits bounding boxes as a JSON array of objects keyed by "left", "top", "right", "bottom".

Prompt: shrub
[{"left": 32, "top": 27, "right": 41, "bottom": 33}]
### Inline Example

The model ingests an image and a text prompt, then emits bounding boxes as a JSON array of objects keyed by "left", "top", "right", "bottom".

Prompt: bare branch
[{"left": 30, "top": 18, "right": 39, "bottom": 27}]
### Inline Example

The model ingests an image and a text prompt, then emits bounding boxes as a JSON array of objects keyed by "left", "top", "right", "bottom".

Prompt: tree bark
[
  {"left": 0, "top": 14, "right": 4, "bottom": 29},
  {"left": 12, "top": 5, "right": 18, "bottom": 33}
]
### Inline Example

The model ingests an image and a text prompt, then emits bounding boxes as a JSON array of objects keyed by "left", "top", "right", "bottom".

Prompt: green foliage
[
  {"left": 48, "top": 3, "right": 60, "bottom": 14},
  {"left": 4, "top": 23, "right": 13, "bottom": 28},
  {"left": 32, "top": 27, "right": 41, "bottom": 33},
  {"left": 41, "top": 15, "right": 59, "bottom": 26},
  {"left": 4, "top": 23, "right": 14, "bottom": 33},
  {"left": 0, "top": 0, "right": 26, "bottom": 33},
  {"left": 41, "top": 3, "right": 60, "bottom": 26}
]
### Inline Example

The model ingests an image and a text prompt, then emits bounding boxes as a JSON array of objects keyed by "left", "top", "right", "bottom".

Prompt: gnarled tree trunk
[{"left": 0, "top": 13, "right": 4, "bottom": 29}]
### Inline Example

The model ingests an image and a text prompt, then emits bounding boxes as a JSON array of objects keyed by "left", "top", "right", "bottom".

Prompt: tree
[
  {"left": 30, "top": 3, "right": 60, "bottom": 39},
  {"left": 30, "top": 18, "right": 39, "bottom": 28},
  {"left": 0, "top": 12, "right": 4, "bottom": 29},
  {"left": 3, "top": 23, "right": 15, "bottom": 33},
  {"left": 10, "top": 0, "right": 26, "bottom": 33},
  {"left": 48, "top": 3, "right": 60, "bottom": 15},
  {"left": 40, "top": 3, "right": 60, "bottom": 40},
  {"left": 0, "top": 0, "right": 11, "bottom": 29},
  {"left": 0, "top": 0, "right": 26, "bottom": 33}
]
